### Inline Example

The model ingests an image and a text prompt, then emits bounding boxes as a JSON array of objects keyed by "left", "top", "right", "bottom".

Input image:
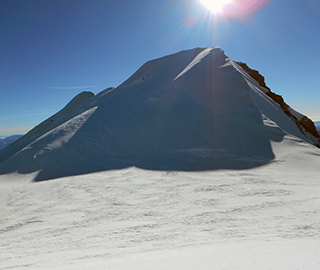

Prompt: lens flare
[
  {"left": 225, "top": 0, "right": 272, "bottom": 19},
  {"left": 200, "top": 0, "right": 232, "bottom": 13},
  {"left": 200, "top": 0, "right": 273, "bottom": 19}
]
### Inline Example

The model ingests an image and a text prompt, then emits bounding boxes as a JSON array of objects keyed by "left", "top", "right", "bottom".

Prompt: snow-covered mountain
[
  {"left": 0, "top": 135, "right": 23, "bottom": 150},
  {"left": 0, "top": 47, "right": 319, "bottom": 181}
]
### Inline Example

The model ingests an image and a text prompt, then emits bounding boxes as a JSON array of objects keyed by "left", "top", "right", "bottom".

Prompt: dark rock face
[
  {"left": 237, "top": 61, "right": 320, "bottom": 145},
  {"left": 236, "top": 62, "right": 271, "bottom": 91}
]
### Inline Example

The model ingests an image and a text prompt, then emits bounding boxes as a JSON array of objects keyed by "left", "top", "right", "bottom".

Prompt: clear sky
[{"left": 1, "top": 0, "right": 320, "bottom": 136}]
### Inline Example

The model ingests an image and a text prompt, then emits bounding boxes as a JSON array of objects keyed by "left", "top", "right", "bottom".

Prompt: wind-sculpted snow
[
  {"left": 0, "top": 47, "right": 318, "bottom": 181},
  {"left": 22, "top": 106, "right": 98, "bottom": 158}
]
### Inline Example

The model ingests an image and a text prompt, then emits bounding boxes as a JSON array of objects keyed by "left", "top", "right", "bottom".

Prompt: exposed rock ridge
[{"left": 237, "top": 62, "right": 320, "bottom": 147}]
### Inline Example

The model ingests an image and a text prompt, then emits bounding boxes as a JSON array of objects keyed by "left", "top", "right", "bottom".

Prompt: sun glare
[{"left": 200, "top": 0, "right": 232, "bottom": 13}]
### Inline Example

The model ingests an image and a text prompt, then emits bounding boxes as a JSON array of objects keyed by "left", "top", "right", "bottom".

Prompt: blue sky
[{"left": 1, "top": 0, "right": 320, "bottom": 136}]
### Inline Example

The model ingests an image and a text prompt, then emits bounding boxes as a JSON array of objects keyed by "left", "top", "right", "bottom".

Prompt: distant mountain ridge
[
  {"left": 0, "top": 47, "right": 319, "bottom": 181},
  {"left": 0, "top": 135, "right": 23, "bottom": 150}
]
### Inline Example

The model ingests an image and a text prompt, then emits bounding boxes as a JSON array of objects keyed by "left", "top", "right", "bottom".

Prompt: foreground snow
[{"left": 1, "top": 134, "right": 320, "bottom": 269}]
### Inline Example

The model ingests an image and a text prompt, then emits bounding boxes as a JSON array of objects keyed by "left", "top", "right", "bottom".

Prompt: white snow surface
[
  {"left": 1, "top": 47, "right": 320, "bottom": 269},
  {"left": 1, "top": 134, "right": 320, "bottom": 269},
  {"left": 174, "top": 47, "right": 214, "bottom": 80}
]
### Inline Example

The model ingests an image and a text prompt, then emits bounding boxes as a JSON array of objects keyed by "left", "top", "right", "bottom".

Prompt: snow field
[{"left": 1, "top": 135, "right": 320, "bottom": 269}]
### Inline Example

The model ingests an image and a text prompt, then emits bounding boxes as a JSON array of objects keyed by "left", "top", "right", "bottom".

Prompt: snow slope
[
  {"left": 0, "top": 47, "right": 318, "bottom": 181},
  {"left": 1, "top": 133, "right": 320, "bottom": 269}
]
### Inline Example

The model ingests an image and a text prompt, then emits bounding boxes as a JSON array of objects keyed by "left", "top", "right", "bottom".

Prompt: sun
[{"left": 200, "top": 0, "right": 232, "bottom": 13}]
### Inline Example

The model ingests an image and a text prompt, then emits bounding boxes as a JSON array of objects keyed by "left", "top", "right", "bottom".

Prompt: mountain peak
[{"left": 0, "top": 47, "right": 319, "bottom": 181}]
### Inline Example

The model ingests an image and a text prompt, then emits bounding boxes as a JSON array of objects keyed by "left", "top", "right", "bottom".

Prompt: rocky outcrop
[
  {"left": 236, "top": 62, "right": 271, "bottom": 91},
  {"left": 237, "top": 61, "right": 320, "bottom": 147}
]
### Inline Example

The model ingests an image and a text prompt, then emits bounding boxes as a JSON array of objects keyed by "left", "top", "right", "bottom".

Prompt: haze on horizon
[{"left": 1, "top": 0, "right": 320, "bottom": 136}]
